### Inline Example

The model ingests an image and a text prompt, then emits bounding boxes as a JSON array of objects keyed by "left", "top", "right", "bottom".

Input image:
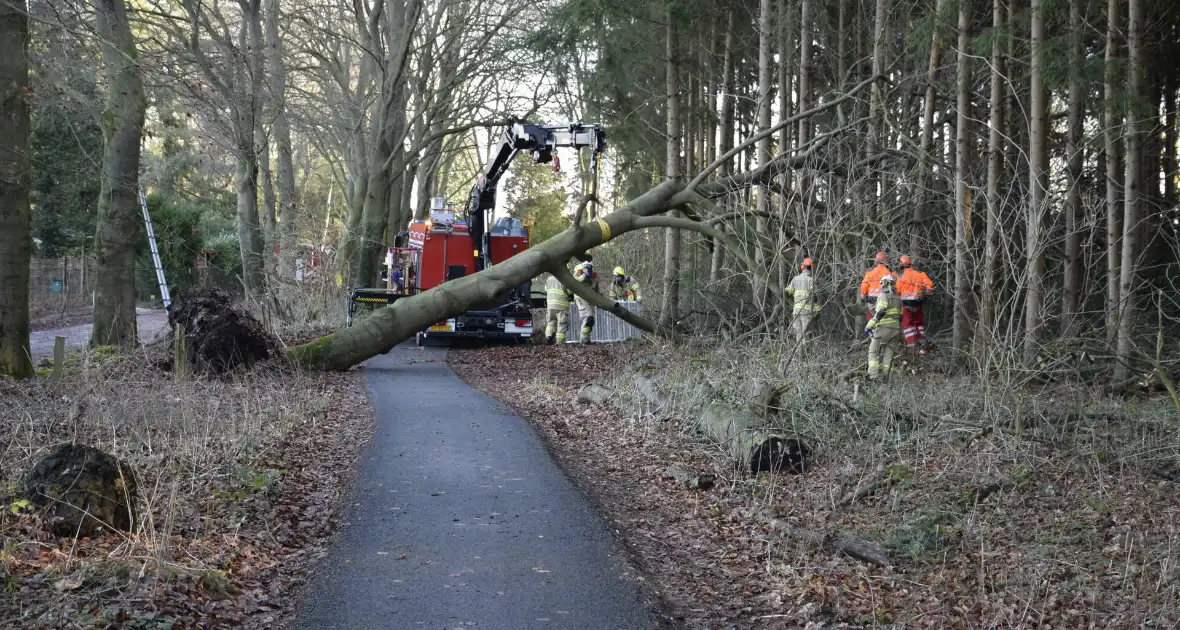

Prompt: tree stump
[
  {"left": 22, "top": 443, "right": 138, "bottom": 537},
  {"left": 698, "top": 401, "right": 810, "bottom": 474}
]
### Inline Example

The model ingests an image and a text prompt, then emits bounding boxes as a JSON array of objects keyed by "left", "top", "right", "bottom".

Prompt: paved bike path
[{"left": 297, "top": 343, "right": 656, "bottom": 630}]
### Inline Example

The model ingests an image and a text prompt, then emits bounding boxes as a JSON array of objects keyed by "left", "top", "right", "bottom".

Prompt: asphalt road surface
[
  {"left": 29, "top": 308, "right": 169, "bottom": 362},
  {"left": 297, "top": 343, "right": 657, "bottom": 630}
]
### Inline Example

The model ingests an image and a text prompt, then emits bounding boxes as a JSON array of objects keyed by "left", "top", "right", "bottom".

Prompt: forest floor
[
  {"left": 450, "top": 339, "right": 1180, "bottom": 630},
  {"left": 0, "top": 327, "right": 373, "bottom": 629}
]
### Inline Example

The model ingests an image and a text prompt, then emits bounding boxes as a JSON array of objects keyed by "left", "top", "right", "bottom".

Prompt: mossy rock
[{"left": 22, "top": 443, "right": 138, "bottom": 537}]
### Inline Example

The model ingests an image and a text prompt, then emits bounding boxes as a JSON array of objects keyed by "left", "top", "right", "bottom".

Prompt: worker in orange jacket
[
  {"left": 895, "top": 255, "right": 935, "bottom": 348},
  {"left": 859, "top": 252, "right": 893, "bottom": 321}
]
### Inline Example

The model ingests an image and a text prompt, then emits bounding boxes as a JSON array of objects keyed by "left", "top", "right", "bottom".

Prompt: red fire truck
[{"left": 347, "top": 119, "right": 606, "bottom": 345}]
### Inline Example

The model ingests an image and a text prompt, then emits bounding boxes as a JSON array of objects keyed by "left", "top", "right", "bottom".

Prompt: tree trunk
[
  {"left": 0, "top": 0, "right": 32, "bottom": 378},
  {"left": 1061, "top": 0, "right": 1084, "bottom": 335},
  {"left": 979, "top": 0, "right": 1005, "bottom": 340},
  {"left": 354, "top": 0, "right": 416, "bottom": 288},
  {"left": 1164, "top": 74, "right": 1176, "bottom": 206},
  {"left": 1115, "top": 0, "right": 1144, "bottom": 382},
  {"left": 952, "top": 0, "right": 971, "bottom": 352},
  {"left": 753, "top": 0, "right": 774, "bottom": 309},
  {"left": 867, "top": 0, "right": 887, "bottom": 221},
  {"left": 710, "top": 9, "right": 735, "bottom": 284},
  {"left": 1104, "top": 0, "right": 1122, "bottom": 347},
  {"left": 659, "top": 7, "right": 682, "bottom": 329},
  {"left": 235, "top": 2, "right": 269, "bottom": 301},
  {"left": 916, "top": 0, "right": 945, "bottom": 258},
  {"left": 91, "top": 0, "right": 147, "bottom": 348},
  {"left": 266, "top": 0, "right": 298, "bottom": 279},
  {"left": 795, "top": 0, "right": 812, "bottom": 236},
  {"left": 1164, "top": 75, "right": 1176, "bottom": 206},
  {"left": 259, "top": 139, "right": 277, "bottom": 238},
  {"left": 1024, "top": 0, "right": 1049, "bottom": 362}
]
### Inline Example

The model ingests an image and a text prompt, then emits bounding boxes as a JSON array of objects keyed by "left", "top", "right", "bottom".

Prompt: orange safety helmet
[
  {"left": 800, "top": 257, "right": 813, "bottom": 270},
  {"left": 874, "top": 251, "right": 887, "bottom": 264},
  {"left": 899, "top": 255, "right": 913, "bottom": 266}
]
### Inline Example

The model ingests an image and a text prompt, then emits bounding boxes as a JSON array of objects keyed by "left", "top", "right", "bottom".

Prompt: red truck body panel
[{"left": 407, "top": 220, "right": 476, "bottom": 290}]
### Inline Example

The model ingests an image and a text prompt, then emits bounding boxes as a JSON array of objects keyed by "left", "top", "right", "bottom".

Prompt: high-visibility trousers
[
  {"left": 545, "top": 308, "right": 569, "bottom": 343},
  {"left": 868, "top": 326, "right": 902, "bottom": 379},
  {"left": 791, "top": 311, "right": 814, "bottom": 342},
  {"left": 902, "top": 302, "right": 927, "bottom": 346}
]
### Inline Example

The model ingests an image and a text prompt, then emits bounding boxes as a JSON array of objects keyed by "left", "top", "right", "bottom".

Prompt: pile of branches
[{"left": 167, "top": 288, "right": 279, "bottom": 374}]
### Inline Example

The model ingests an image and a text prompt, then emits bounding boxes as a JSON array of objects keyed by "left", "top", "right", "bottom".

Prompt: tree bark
[
  {"left": 235, "top": 1, "right": 269, "bottom": 301},
  {"left": 1024, "top": 0, "right": 1049, "bottom": 362},
  {"left": 659, "top": 6, "right": 682, "bottom": 329},
  {"left": 354, "top": 0, "right": 417, "bottom": 288},
  {"left": 795, "top": 0, "right": 812, "bottom": 237},
  {"left": 91, "top": 0, "right": 147, "bottom": 348},
  {"left": 1115, "top": 0, "right": 1144, "bottom": 381},
  {"left": 1061, "top": 0, "right": 1084, "bottom": 335},
  {"left": 979, "top": 0, "right": 1005, "bottom": 341},
  {"left": 710, "top": 8, "right": 735, "bottom": 284},
  {"left": 916, "top": 0, "right": 945, "bottom": 258},
  {"left": 0, "top": 0, "right": 32, "bottom": 378},
  {"left": 753, "top": 0, "right": 774, "bottom": 309},
  {"left": 1104, "top": 0, "right": 1122, "bottom": 348},
  {"left": 266, "top": 0, "right": 299, "bottom": 279},
  {"left": 952, "top": 0, "right": 971, "bottom": 352},
  {"left": 866, "top": 0, "right": 887, "bottom": 221}
]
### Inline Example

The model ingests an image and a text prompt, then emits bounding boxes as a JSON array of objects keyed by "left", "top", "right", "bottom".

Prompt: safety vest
[
  {"left": 860, "top": 264, "right": 893, "bottom": 299},
  {"left": 897, "top": 268, "right": 934, "bottom": 301},
  {"left": 867, "top": 289, "right": 903, "bottom": 329},
  {"left": 545, "top": 275, "right": 571, "bottom": 309},
  {"left": 787, "top": 272, "right": 820, "bottom": 314}
]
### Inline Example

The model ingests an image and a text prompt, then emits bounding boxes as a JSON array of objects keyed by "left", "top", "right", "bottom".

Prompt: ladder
[{"left": 138, "top": 189, "right": 171, "bottom": 309}]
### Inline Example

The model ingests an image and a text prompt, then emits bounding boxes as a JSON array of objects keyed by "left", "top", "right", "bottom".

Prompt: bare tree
[
  {"left": 1115, "top": 0, "right": 1144, "bottom": 381},
  {"left": 952, "top": 0, "right": 970, "bottom": 352},
  {"left": 916, "top": 0, "right": 945, "bottom": 257},
  {"left": 1024, "top": 0, "right": 1049, "bottom": 361},
  {"left": 1060, "top": 0, "right": 1084, "bottom": 334},
  {"left": 266, "top": 0, "right": 299, "bottom": 278},
  {"left": 979, "top": 0, "right": 1005, "bottom": 340},
  {"left": 0, "top": 0, "right": 32, "bottom": 378},
  {"left": 658, "top": 5, "right": 682, "bottom": 330},
  {"left": 91, "top": 0, "right": 147, "bottom": 347},
  {"left": 1104, "top": 0, "right": 1122, "bottom": 347}
]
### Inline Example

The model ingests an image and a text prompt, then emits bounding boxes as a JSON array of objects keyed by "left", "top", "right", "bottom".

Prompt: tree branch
[{"left": 687, "top": 74, "right": 882, "bottom": 192}]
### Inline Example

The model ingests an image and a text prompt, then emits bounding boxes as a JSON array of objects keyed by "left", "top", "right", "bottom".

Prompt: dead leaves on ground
[
  {"left": 449, "top": 343, "right": 1180, "bottom": 630},
  {"left": 0, "top": 357, "right": 373, "bottom": 629}
]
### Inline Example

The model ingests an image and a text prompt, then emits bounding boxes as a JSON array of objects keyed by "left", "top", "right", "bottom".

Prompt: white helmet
[{"left": 880, "top": 274, "right": 896, "bottom": 286}]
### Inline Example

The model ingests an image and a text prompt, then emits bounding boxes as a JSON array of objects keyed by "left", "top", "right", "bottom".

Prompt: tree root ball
[
  {"left": 750, "top": 436, "right": 810, "bottom": 474},
  {"left": 22, "top": 443, "right": 138, "bottom": 537},
  {"left": 168, "top": 288, "right": 278, "bottom": 373}
]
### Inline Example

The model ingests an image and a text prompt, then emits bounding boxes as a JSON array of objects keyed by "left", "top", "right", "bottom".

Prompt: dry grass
[
  {"left": 454, "top": 338, "right": 1180, "bottom": 629},
  {"left": 0, "top": 343, "right": 370, "bottom": 629}
]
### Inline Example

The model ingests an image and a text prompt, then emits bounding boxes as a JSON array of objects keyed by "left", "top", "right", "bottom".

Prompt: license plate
[{"left": 429, "top": 324, "right": 450, "bottom": 332}]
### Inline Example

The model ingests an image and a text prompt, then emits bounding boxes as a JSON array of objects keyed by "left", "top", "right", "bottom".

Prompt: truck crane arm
[{"left": 464, "top": 118, "right": 606, "bottom": 272}]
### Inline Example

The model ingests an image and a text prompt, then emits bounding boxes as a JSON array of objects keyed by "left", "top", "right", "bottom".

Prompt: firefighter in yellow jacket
[
  {"left": 543, "top": 273, "right": 572, "bottom": 344},
  {"left": 608, "top": 267, "right": 642, "bottom": 302},
  {"left": 572, "top": 260, "right": 598, "bottom": 343},
  {"left": 864, "top": 274, "right": 903, "bottom": 380},
  {"left": 786, "top": 257, "right": 819, "bottom": 342}
]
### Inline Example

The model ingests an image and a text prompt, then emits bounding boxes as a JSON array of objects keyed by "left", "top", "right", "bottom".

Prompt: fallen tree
[{"left": 287, "top": 77, "right": 878, "bottom": 371}]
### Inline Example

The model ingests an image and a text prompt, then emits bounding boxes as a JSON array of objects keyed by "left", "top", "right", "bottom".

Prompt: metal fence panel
[{"left": 567, "top": 301, "right": 645, "bottom": 343}]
